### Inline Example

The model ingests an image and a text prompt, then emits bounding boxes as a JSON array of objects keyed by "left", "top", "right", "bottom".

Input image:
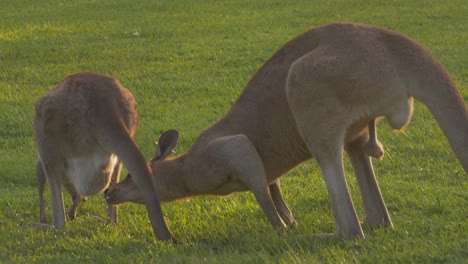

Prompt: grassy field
[{"left": 0, "top": 0, "right": 467, "bottom": 263}]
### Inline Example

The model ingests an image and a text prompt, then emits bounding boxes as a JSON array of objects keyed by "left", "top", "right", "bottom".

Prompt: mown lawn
[{"left": 0, "top": 0, "right": 466, "bottom": 263}]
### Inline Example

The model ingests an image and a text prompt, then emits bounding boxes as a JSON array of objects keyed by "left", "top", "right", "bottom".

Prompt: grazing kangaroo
[
  {"left": 105, "top": 22, "right": 467, "bottom": 239},
  {"left": 32, "top": 72, "right": 177, "bottom": 243}
]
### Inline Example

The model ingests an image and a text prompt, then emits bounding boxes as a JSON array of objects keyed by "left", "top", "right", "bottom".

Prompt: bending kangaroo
[
  {"left": 33, "top": 72, "right": 177, "bottom": 243},
  {"left": 105, "top": 23, "right": 467, "bottom": 239}
]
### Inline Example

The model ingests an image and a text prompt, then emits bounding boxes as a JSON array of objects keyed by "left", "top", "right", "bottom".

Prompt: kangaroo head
[{"left": 104, "top": 130, "right": 179, "bottom": 205}]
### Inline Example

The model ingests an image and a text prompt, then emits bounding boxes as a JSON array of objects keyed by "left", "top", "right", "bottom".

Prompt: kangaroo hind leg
[
  {"left": 287, "top": 78, "right": 364, "bottom": 238},
  {"left": 32, "top": 157, "right": 67, "bottom": 230},
  {"left": 303, "top": 127, "right": 363, "bottom": 239},
  {"left": 346, "top": 135, "right": 393, "bottom": 229},
  {"left": 36, "top": 160, "right": 48, "bottom": 224}
]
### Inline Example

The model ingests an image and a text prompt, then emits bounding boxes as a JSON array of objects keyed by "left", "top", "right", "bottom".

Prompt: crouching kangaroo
[
  {"left": 32, "top": 72, "right": 177, "bottom": 243},
  {"left": 105, "top": 123, "right": 383, "bottom": 231},
  {"left": 106, "top": 22, "right": 467, "bottom": 239}
]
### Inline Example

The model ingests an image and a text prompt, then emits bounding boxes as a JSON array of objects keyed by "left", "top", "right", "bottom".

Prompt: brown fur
[
  {"left": 32, "top": 72, "right": 177, "bottom": 243},
  {"left": 105, "top": 23, "right": 468, "bottom": 239}
]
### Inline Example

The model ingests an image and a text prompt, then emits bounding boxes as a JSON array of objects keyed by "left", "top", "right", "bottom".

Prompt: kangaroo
[
  {"left": 105, "top": 122, "right": 382, "bottom": 229},
  {"left": 32, "top": 72, "right": 177, "bottom": 243},
  {"left": 105, "top": 23, "right": 467, "bottom": 239}
]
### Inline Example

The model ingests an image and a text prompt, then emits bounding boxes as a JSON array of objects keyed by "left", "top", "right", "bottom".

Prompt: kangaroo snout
[
  {"left": 103, "top": 186, "right": 119, "bottom": 205},
  {"left": 103, "top": 175, "right": 146, "bottom": 205}
]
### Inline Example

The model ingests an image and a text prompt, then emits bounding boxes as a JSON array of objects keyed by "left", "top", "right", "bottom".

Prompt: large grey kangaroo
[{"left": 105, "top": 23, "right": 468, "bottom": 239}]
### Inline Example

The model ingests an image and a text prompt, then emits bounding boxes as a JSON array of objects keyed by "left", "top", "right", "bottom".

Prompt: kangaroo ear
[{"left": 153, "top": 130, "right": 179, "bottom": 161}]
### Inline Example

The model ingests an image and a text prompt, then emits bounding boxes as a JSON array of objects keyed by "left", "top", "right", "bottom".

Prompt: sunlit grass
[{"left": 0, "top": 0, "right": 466, "bottom": 263}]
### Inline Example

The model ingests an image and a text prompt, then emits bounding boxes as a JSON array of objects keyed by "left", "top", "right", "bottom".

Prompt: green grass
[{"left": 1, "top": 0, "right": 467, "bottom": 263}]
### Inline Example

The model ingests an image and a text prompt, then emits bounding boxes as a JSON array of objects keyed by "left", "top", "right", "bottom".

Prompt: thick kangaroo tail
[
  {"left": 408, "top": 54, "right": 468, "bottom": 174},
  {"left": 419, "top": 80, "right": 468, "bottom": 174},
  {"left": 380, "top": 26, "right": 468, "bottom": 174}
]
